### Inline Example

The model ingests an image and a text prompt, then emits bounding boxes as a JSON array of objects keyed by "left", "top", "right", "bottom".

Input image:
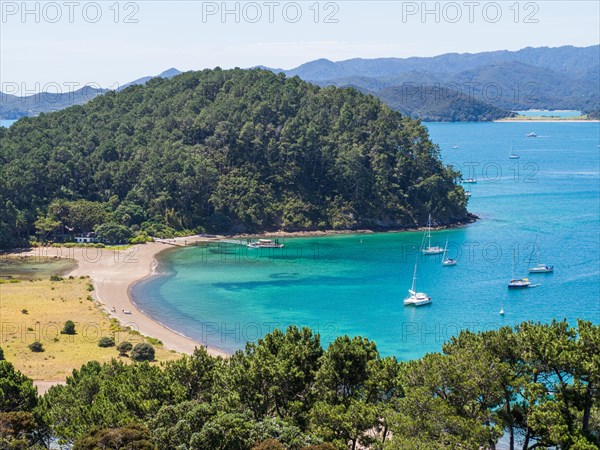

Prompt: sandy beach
[
  {"left": 495, "top": 119, "right": 599, "bottom": 123},
  {"left": 3, "top": 219, "right": 477, "bottom": 368},
  {"left": 7, "top": 237, "right": 229, "bottom": 358}
]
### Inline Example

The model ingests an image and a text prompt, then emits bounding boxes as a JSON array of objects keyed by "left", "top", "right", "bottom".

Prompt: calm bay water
[
  {"left": 133, "top": 122, "right": 600, "bottom": 358},
  {"left": 0, "top": 257, "right": 76, "bottom": 280},
  {"left": 0, "top": 119, "right": 18, "bottom": 128}
]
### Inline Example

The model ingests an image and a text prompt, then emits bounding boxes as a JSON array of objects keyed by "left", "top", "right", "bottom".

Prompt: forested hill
[{"left": 0, "top": 69, "right": 468, "bottom": 247}]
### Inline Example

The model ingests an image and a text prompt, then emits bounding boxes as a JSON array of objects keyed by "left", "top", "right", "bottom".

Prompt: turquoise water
[
  {"left": 133, "top": 122, "right": 600, "bottom": 358},
  {"left": 515, "top": 110, "right": 582, "bottom": 118}
]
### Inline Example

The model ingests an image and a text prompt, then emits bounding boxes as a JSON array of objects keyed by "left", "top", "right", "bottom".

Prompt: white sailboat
[
  {"left": 528, "top": 230, "right": 554, "bottom": 273},
  {"left": 404, "top": 260, "right": 432, "bottom": 306},
  {"left": 509, "top": 142, "right": 520, "bottom": 159},
  {"left": 508, "top": 249, "right": 531, "bottom": 289},
  {"left": 422, "top": 214, "right": 444, "bottom": 255},
  {"left": 442, "top": 238, "right": 457, "bottom": 266}
]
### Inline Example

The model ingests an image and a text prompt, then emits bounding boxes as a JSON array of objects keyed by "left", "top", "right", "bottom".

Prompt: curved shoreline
[
  {"left": 4, "top": 240, "right": 229, "bottom": 358},
  {"left": 3, "top": 222, "right": 476, "bottom": 359},
  {"left": 89, "top": 241, "right": 230, "bottom": 358},
  {"left": 127, "top": 247, "right": 234, "bottom": 358}
]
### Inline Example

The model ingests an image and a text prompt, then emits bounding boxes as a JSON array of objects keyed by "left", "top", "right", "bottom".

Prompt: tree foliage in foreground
[
  {"left": 0, "top": 68, "right": 469, "bottom": 248},
  {"left": 3, "top": 321, "right": 598, "bottom": 449}
]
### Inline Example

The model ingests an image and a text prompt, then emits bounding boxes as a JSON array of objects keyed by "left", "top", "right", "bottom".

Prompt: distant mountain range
[
  {"left": 0, "top": 86, "right": 107, "bottom": 120},
  {"left": 1, "top": 46, "right": 598, "bottom": 122},
  {"left": 116, "top": 67, "right": 182, "bottom": 91},
  {"left": 267, "top": 45, "right": 599, "bottom": 121},
  {"left": 0, "top": 68, "right": 181, "bottom": 120}
]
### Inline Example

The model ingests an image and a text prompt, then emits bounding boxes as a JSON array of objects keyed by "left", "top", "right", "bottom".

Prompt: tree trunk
[
  {"left": 382, "top": 425, "right": 389, "bottom": 443},
  {"left": 505, "top": 393, "right": 514, "bottom": 450},
  {"left": 522, "top": 428, "right": 530, "bottom": 450},
  {"left": 582, "top": 381, "right": 593, "bottom": 433}
]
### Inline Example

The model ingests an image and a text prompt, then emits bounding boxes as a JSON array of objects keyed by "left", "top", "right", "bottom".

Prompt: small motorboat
[
  {"left": 529, "top": 263, "right": 554, "bottom": 273},
  {"left": 247, "top": 239, "right": 284, "bottom": 249},
  {"left": 526, "top": 132, "right": 537, "bottom": 137},
  {"left": 463, "top": 178, "right": 477, "bottom": 184}
]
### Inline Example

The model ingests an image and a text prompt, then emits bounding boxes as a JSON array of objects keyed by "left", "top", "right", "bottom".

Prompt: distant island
[
  {"left": 0, "top": 68, "right": 468, "bottom": 249},
  {"left": 2, "top": 45, "right": 598, "bottom": 123},
  {"left": 264, "top": 45, "right": 599, "bottom": 122}
]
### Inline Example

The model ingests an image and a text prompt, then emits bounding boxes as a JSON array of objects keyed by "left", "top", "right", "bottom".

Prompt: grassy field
[{"left": 0, "top": 277, "right": 180, "bottom": 380}]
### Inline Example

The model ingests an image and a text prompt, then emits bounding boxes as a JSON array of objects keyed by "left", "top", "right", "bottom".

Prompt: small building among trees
[{"left": 74, "top": 233, "right": 98, "bottom": 244}]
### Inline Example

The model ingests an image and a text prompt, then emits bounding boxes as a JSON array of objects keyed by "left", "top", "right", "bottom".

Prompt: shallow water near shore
[
  {"left": 0, "top": 257, "right": 76, "bottom": 280},
  {"left": 132, "top": 121, "right": 600, "bottom": 358}
]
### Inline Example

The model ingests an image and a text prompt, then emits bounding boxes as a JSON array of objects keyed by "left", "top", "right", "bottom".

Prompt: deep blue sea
[{"left": 132, "top": 121, "right": 600, "bottom": 358}]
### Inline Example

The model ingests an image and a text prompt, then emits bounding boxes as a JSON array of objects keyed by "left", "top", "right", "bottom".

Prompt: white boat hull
[
  {"left": 508, "top": 278, "right": 531, "bottom": 289},
  {"left": 422, "top": 247, "right": 444, "bottom": 255},
  {"left": 529, "top": 266, "right": 553, "bottom": 273},
  {"left": 247, "top": 244, "right": 284, "bottom": 249},
  {"left": 404, "top": 290, "right": 431, "bottom": 306}
]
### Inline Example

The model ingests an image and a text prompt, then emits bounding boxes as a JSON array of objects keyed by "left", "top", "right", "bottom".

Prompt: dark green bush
[
  {"left": 28, "top": 342, "right": 44, "bottom": 352},
  {"left": 130, "top": 343, "right": 155, "bottom": 362},
  {"left": 98, "top": 337, "right": 115, "bottom": 348},
  {"left": 116, "top": 341, "right": 133, "bottom": 356},
  {"left": 62, "top": 320, "right": 76, "bottom": 335}
]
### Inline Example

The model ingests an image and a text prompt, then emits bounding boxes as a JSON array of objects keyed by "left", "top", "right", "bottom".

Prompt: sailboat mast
[
  {"left": 528, "top": 229, "right": 540, "bottom": 267},
  {"left": 512, "top": 248, "right": 516, "bottom": 279},
  {"left": 427, "top": 214, "right": 432, "bottom": 248},
  {"left": 443, "top": 238, "right": 448, "bottom": 263}
]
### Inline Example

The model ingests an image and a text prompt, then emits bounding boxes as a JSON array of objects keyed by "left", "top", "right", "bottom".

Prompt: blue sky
[{"left": 1, "top": 1, "right": 599, "bottom": 91}]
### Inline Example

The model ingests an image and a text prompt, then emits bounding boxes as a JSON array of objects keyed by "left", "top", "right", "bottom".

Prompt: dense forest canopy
[
  {"left": 1, "top": 320, "right": 598, "bottom": 449},
  {"left": 0, "top": 69, "right": 468, "bottom": 248}
]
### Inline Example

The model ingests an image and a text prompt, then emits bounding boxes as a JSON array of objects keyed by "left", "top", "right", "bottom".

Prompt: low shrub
[
  {"left": 98, "top": 337, "right": 115, "bottom": 348},
  {"left": 116, "top": 341, "right": 133, "bottom": 356},
  {"left": 28, "top": 342, "right": 44, "bottom": 352},
  {"left": 145, "top": 337, "right": 162, "bottom": 346},
  {"left": 130, "top": 343, "right": 155, "bottom": 362},
  {"left": 62, "top": 320, "right": 76, "bottom": 335}
]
